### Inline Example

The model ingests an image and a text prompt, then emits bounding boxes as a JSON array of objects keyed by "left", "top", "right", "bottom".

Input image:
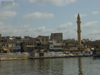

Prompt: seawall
[{"left": 0, "top": 53, "right": 29, "bottom": 61}]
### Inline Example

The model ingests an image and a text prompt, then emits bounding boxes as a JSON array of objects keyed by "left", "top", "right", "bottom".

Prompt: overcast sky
[{"left": 0, "top": 0, "right": 100, "bottom": 41}]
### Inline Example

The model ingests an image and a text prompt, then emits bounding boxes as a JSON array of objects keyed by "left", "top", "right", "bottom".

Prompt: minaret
[{"left": 77, "top": 13, "right": 81, "bottom": 45}]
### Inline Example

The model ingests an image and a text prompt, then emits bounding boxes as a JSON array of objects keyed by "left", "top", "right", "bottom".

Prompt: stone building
[
  {"left": 50, "top": 33, "right": 63, "bottom": 43},
  {"left": 37, "top": 35, "right": 49, "bottom": 44},
  {"left": 12, "top": 36, "right": 21, "bottom": 41},
  {"left": 36, "top": 35, "right": 49, "bottom": 49},
  {"left": 0, "top": 37, "right": 7, "bottom": 47},
  {"left": 21, "top": 37, "right": 36, "bottom": 52}
]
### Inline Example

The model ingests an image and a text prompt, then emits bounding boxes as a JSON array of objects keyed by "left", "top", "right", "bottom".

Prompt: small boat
[{"left": 93, "top": 50, "right": 100, "bottom": 57}]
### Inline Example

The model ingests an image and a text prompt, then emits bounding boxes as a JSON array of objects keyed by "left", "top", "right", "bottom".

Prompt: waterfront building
[
  {"left": 50, "top": 33, "right": 63, "bottom": 43},
  {"left": 36, "top": 35, "right": 49, "bottom": 49},
  {"left": 23, "top": 41, "right": 35, "bottom": 52},
  {"left": 30, "top": 51, "right": 65, "bottom": 58},
  {"left": 49, "top": 42, "right": 63, "bottom": 50},
  {"left": 13, "top": 46, "right": 21, "bottom": 53},
  {"left": 37, "top": 35, "right": 49, "bottom": 44}
]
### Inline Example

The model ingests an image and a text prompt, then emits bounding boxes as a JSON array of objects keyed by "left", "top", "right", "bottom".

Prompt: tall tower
[{"left": 77, "top": 13, "right": 81, "bottom": 45}]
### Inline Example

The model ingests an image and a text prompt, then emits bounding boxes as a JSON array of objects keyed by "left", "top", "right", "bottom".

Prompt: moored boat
[{"left": 93, "top": 50, "right": 100, "bottom": 57}]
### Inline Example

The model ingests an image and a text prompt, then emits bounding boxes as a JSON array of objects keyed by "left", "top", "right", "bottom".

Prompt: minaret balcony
[{"left": 77, "top": 31, "right": 81, "bottom": 33}]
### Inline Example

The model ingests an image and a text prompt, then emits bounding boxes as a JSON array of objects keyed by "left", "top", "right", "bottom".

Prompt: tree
[
  {"left": 78, "top": 47, "right": 81, "bottom": 50},
  {"left": 95, "top": 45, "right": 100, "bottom": 49},
  {"left": 24, "top": 49, "right": 28, "bottom": 52},
  {"left": 0, "top": 46, "right": 3, "bottom": 53}
]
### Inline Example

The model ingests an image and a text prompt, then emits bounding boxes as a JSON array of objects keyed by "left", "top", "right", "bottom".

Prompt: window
[
  {"left": 46, "top": 39, "right": 48, "bottom": 41},
  {"left": 42, "top": 39, "right": 44, "bottom": 41},
  {"left": 39, "top": 53, "right": 44, "bottom": 57}
]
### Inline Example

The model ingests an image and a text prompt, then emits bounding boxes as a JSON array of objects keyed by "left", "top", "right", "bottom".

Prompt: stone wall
[{"left": 0, "top": 52, "right": 29, "bottom": 60}]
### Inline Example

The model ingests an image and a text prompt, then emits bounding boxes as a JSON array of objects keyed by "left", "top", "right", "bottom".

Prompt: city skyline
[{"left": 0, "top": 0, "right": 100, "bottom": 41}]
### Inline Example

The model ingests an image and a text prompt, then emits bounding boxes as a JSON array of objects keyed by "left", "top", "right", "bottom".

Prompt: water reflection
[
  {"left": 0, "top": 57, "right": 100, "bottom": 75},
  {"left": 78, "top": 57, "right": 83, "bottom": 75},
  {"left": 63, "top": 57, "right": 78, "bottom": 75},
  {"left": 93, "top": 57, "right": 100, "bottom": 60}
]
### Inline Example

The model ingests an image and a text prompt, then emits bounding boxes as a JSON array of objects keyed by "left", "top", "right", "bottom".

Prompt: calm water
[{"left": 0, "top": 57, "right": 100, "bottom": 75}]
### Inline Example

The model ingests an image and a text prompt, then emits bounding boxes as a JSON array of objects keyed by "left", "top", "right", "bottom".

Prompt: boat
[{"left": 93, "top": 50, "right": 100, "bottom": 57}]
